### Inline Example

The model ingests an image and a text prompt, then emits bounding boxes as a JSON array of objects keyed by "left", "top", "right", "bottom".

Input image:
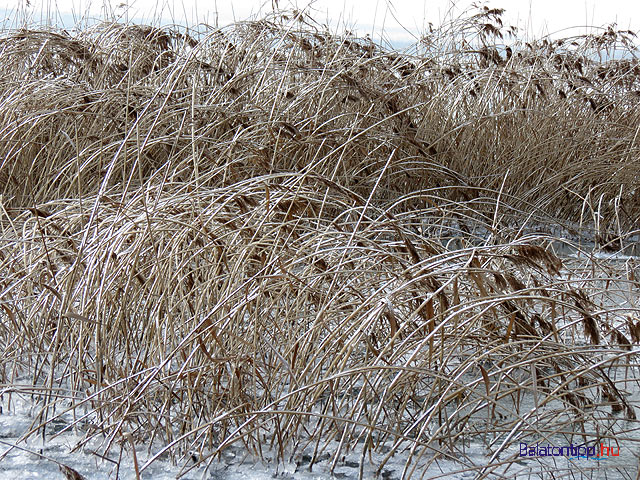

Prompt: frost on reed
[{"left": 0, "top": 8, "right": 639, "bottom": 478}]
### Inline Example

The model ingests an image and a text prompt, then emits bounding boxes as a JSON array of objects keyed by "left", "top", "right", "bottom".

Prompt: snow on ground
[{"left": 1, "top": 387, "right": 638, "bottom": 480}]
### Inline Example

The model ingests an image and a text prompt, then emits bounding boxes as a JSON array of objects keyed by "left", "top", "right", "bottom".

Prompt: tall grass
[{"left": 0, "top": 7, "right": 639, "bottom": 478}]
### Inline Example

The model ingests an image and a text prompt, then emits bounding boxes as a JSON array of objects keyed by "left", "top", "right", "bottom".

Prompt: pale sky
[{"left": 3, "top": 0, "right": 640, "bottom": 45}]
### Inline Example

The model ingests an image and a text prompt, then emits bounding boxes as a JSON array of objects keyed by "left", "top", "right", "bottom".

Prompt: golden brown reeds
[{"left": 0, "top": 7, "right": 639, "bottom": 479}]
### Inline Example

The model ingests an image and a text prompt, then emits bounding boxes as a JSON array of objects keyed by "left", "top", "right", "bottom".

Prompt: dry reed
[{"left": 0, "top": 7, "right": 639, "bottom": 479}]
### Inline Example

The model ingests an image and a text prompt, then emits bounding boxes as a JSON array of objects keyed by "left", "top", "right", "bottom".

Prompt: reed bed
[{"left": 0, "top": 7, "right": 639, "bottom": 479}]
